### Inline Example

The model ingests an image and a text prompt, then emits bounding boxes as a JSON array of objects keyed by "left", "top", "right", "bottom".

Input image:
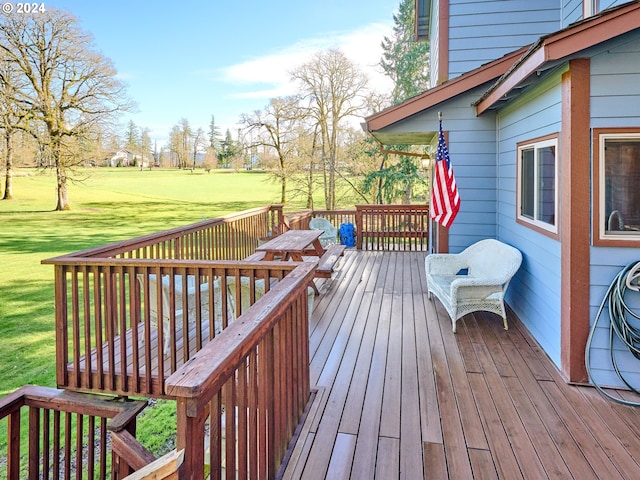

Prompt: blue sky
[{"left": 46, "top": 0, "right": 399, "bottom": 147}]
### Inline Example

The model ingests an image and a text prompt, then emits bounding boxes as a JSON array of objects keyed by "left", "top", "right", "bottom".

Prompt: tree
[
  {"left": 287, "top": 123, "right": 322, "bottom": 209},
  {"left": 191, "top": 127, "right": 206, "bottom": 170},
  {"left": 363, "top": 0, "right": 431, "bottom": 204},
  {"left": 291, "top": 48, "right": 368, "bottom": 210},
  {"left": 0, "top": 55, "right": 28, "bottom": 199},
  {"left": 380, "top": 0, "right": 430, "bottom": 104},
  {"left": 208, "top": 115, "right": 221, "bottom": 152},
  {"left": 0, "top": 9, "right": 132, "bottom": 210},
  {"left": 168, "top": 118, "right": 192, "bottom": 168},
  {"left": 241, "top": 96, "right": 301, "bottom": 203},
  {"left": 218, "top": 129, "right": 238, "bottom": 168},
  {"left": 140, "top": 127, "right": 152, "bottom": 166},
  {"left": 125, "top": 120, "right": 139, "bottom": 152}
]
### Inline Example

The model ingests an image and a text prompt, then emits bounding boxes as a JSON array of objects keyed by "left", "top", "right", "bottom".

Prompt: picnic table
[{"left": 248, "top": 229, "right": 346, "bottom": 280}]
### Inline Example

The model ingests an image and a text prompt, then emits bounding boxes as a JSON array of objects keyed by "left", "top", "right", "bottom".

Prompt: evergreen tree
[
  {"left": 208, "top": 114, "right": 221, "bottom": 151},
  {"left": 218, "top": 129, "right": 236, "bottom": 168},
  {"left": 365, "top": 0, "right": 431, "bottom": 204},
  {"left": 380, "top": 0, "right": 430, "bottom": 104}
]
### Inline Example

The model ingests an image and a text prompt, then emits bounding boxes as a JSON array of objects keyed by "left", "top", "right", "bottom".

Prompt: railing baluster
[{"left": 43, "top": 409, "right": 50, "bottom": 479}]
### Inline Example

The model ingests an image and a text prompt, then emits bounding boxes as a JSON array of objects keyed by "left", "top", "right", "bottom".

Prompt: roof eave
[
  {"left": 476, "top": 1, "right": 640, "bottom": 114},
  {"left": 364, "top": 46, "right": 528, "bottom": 134}
]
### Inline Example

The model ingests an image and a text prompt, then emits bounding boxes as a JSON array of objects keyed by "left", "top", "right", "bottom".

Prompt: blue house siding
[
  {"left": 562, "top": 0, "right": 583, "bottom": 26},
  {"left": 495, "top": 71, "right": 564, "bottom": 367},
  {"left": 586, "top": 30, "right": 640, "bottom": 388},
  {"left": 428, "top": 92, "right": 500, "bottom": 253},
  {"left": 562, "top": 1, "right": 631, "bottom": 28},
  {"left": 378, "top": 85, "right": 500, "bottom": 253},
  {"left": 447, "top": 0, "right": 560, "bottom": 79}
]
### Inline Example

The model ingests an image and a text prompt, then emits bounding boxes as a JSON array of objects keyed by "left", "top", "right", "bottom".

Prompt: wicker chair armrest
[
  {"left": 425, "top": 254, "right": 468, "bottom": 275},
  {"left": 450, "top": 277, "right": 504, "bottom": 301}
]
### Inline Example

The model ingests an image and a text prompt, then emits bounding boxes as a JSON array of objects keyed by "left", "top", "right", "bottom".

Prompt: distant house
[
  {"left": 106, "top": 148, "right": 150, "bottom": 167},
  {"left": 365, "top": 1, "right": 640, "bottom": 388}
]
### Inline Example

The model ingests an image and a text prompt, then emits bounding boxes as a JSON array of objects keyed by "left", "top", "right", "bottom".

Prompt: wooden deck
[{"left": 283, "top": 250, "right": 640, "bottom": 479}]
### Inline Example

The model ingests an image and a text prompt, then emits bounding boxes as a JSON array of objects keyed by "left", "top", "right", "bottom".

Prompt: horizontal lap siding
[
  {"left": 588, "top": 31, "right": 640, "bottom": 388},
  {"left": 431, "top": 91, "right": 499, "bottom": 253},
  {"left": 496, "top": 73, "right": 563, "bottom": 367},
  {"left": 378, "top": 85, "right": 500, "bottom": 253},
  {"left": 563, "top": 1, "right": 637, "bottom": 28},
  {"left": 562, "top": 0, "right": 582, "bottom": 26},
  {"left": 447, "top": 0, "right": 560, "bottom": 79}
]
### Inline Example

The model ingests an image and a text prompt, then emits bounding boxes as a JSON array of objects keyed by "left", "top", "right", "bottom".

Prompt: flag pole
[{"left": 431, "top": 112, "right": 443, "bottom": 252}]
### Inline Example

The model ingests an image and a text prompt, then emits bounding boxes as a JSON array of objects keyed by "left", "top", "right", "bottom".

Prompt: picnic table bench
[{"left": 254, "top": 230, "right": 345, "bottom": 276}]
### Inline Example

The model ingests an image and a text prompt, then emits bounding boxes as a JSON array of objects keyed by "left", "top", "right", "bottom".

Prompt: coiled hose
[{"left": 586, "top": 261, "right": 640, "bottom": 406}]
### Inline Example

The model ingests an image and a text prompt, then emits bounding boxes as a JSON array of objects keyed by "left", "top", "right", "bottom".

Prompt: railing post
[
  {"left": 175, "top": 398, "right": 206, "bottom": 480},
  {"left": 54, "top": 265, "right": 69, "bottom": 389},
  {"left": 8, "top": 409, "right": 20, "bottom": 479},
  {"left": 355, "top": 206, "right": 363, "bottom": 250},
  {"left": 270, "top": 204, "right": 285, "bottom": 235}
]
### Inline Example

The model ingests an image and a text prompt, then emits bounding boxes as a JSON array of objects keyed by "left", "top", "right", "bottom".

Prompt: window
[
  {"left": 584, "top": 0, "right": 599, "bottom": 18},
  {"left": 517, "top": 136, "right": 558, "bottom": 235},
  {"left": 594, "top": 129, "right": 640, "bottom": 245}
]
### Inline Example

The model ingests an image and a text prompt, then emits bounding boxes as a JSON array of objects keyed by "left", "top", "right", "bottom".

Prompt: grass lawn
[{"left": 0, "top": 167, "right": 341, "bottom": 465}]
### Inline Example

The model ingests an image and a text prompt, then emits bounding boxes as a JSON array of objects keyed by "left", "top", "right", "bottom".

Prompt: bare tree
[
  {"left": 291, "top": 49, "right": 368, "bottom": 210},
  {"left": 241, "top": 96, "right": 301, "bottom": 203},
  {"left": 168, "top": 118, "right": 192, "bottom": 168},
  {"left": 140, "top": 127, "right": 152, "bottom": 167},
  {"left": 0, "top": 55, "right": 29, "bottom": 199},
  {"left": 287, "top": 123, "right": 321, "bottom": 209},
  {"left": 0, "top": 9, "right": 132, "bottom": 210},
  {"left": 125, "top": 120, "right": 138, "bottom": 149},
  {"left": 191, "top": 127, "right": 206, "bottom": 171}
]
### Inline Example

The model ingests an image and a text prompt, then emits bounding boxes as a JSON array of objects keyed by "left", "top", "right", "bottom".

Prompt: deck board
[{"left": 285, "top": 250, "right": 640, "bottom": 479}]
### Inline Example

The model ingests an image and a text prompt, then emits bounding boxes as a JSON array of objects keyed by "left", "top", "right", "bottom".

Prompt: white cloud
[
  {"left": 115, "top": 71, "right": 136, "bottom": 81},
  {"left": 216, "top": 22, "right": 394, "bottom": 101}
]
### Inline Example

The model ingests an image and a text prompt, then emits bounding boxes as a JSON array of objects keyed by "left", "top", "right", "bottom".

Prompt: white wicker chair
[
  {"left": 424, "top": 239, "right": 522, "bottom": 333},
  {"left": 309, "top": 217, "right": 338, "bottom": 246}
]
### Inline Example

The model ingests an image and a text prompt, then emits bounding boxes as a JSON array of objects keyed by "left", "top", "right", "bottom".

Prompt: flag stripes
[{"left": 430, "top": 120, "right": 460, "bottom": 228}]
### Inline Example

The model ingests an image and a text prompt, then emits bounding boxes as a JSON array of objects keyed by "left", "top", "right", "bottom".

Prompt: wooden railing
[
  {"left": 355, "top": 204, "right": 430, "bottom": 251},
  {"left": 23, "top": 203, "right": 430, "bottom": 478},
  {"left": 62, "top": 206, "right": 283, "bottom": 261},
  {"left": 0, "top": 385, "right": 147, "bottom": 479},
  {"left": 41, "top": 206, "right": 295, "bottom": 398},
  {"left": 165, "top": 262, "right": 316, "bottom": 480},
  {"left": 43, "top": 258, "right": 303, "bottom": 398},
  {"left": 285, "top": 205, "right": 429, "bottom": 251}
]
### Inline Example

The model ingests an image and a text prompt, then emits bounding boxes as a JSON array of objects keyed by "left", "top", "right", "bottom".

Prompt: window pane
[
  {"left": 521, "top": 148, "right": 534, "bottom": 219},
  {"left": 537, "top": 145, "right": 556, "bottom": 225},
  {"left": 604, "top": 138, "right": 640, "bottom": 234}
]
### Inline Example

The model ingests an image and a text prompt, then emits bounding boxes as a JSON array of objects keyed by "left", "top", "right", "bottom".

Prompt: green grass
[
  {"left": 0, "top": 168, "right": 291, "bottom": 396},
  {"left": 0, "top": 167, "right": 337, "bottom": 469}
]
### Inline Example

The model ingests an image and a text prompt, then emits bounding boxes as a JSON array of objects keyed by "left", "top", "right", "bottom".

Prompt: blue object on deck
[{"left": 339, "top": 223, "right": 355, "bottom": 247}]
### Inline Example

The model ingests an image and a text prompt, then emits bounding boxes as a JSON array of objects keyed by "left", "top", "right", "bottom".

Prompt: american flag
[{"left": 430, "top": 120, "right": 460, "bottom": 228}]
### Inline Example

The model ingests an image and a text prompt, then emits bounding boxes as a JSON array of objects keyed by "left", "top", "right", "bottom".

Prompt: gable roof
[
  {"left": 476, "top": 1, "right": 640, "bottom": 113},
  {"left": 364, "top": 47, "right": 528, "bottom": 144},
  {"left": 365, "top": 1, "right": 640, "bottom": 145}
]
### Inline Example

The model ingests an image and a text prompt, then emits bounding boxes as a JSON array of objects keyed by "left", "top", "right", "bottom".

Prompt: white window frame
[
  {"left": 596, "top": 131, "right": 640, "bottom": 243},
  {"left": 516, "top": 137, "right": 559, "bottom": 235},
  {"left": 584, "top": 0, "right": 598, "bottom": 18}
]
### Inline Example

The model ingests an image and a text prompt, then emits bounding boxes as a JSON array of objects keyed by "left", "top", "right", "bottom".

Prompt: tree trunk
[
  {"left": 3, "top": 130, "right": 13, "bottom": 200},
  {"left": 280, "top": 156, "right": 286, "bottom": 203},
  {"left": 54, "top": 146, "right": 70, "bottom": 210},
  {"left": 280, "top": 175, "right": 286, "bottom": 204},
  {"left": 306, "top": 163, "right": 313, "bottom": 209}
]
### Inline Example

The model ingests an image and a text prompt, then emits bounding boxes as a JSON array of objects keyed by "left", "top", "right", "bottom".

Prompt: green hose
[{"left": 586, "top": 261, "right": 640, "bottom": 406}]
